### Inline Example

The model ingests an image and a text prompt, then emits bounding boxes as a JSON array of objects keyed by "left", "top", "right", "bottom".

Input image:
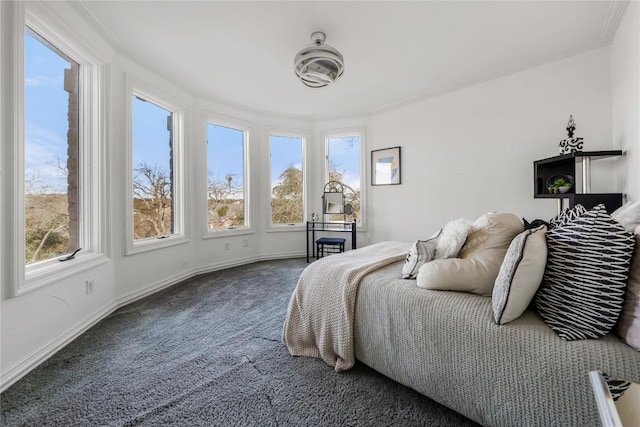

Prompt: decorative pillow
[
  {"left": 417, "top": 212, "right": 524, "bottom": 296},
  {"left": 458, "top": 214, "right": 492, "bottom": 257},
  {"left": 612, "top": 200, "right": 640, "bottom": 232},
  {"left": 600, "top": 371, "right": 633, "bottom": 402},
  {"left": 492, "top": 225, "right": 547, "bottom": 325},
  {"left": 402, "top": 231, "right": 441, "bottom": 279},
  {"left": 434, "top": 219, "right": 473, "bottom": 259},
  {"left": 616, "top": 233, "right": 640, "bottom": 351},
  {"left": 535, "top": 204, "right": 635, "bottom": 340},
  {"left": 548, "top": 204, "right": 587, "bottom": 229}
]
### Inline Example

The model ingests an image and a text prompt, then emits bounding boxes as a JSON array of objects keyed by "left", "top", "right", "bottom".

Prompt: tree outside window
[
  {"left": 327, "top": 134, "right": 361, "bottom": 223},
  {"left": 270, "top": 135, "right": 304, "bottom": 225},
  {"left": 132, "top": 96, "right": 174, "bottom": 239}
]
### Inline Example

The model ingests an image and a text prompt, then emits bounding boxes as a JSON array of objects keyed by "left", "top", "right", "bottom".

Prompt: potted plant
[{"left": 553, "top": 177, "right": 572, "bottom": 194}]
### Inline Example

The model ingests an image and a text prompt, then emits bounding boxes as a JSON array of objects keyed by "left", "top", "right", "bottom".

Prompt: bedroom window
[
  {"left": 324, "top": 129, "right": 365, "bottom": 225},
  {"left": 206, "top": 120, "right": 249, "bottom": 231},
  {"left": 132, "top": 96, "right": 175, "bottom": 239},
  {"left": 12, "top": 4, "right": 108, "bottom": 295},
  {"left": 24, "top": 28, "right": 80, "bottom": 265},
  {"left": 270, "top": 133, "right": 306, "bottom": 226},
  {"left": 127, "top": 78, "right": 186, "bottom": 254}
]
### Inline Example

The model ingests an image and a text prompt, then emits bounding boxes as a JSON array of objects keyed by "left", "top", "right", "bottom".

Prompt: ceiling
[{"left": 74, "top": 1, "right": 625, "bottom": 120}]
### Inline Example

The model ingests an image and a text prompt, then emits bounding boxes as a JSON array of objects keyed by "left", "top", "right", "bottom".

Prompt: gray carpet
[{"left": 1, "top": 258, "right": 478, "bottom": 426}]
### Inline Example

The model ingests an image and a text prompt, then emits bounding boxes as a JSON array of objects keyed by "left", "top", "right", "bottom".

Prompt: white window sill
[
  {"left": 267, "top": 224, "right": 306, "bottom": 232},
  {"left": 126, "top": 234, "right": 189, "bottom": 256},
  {"left": 18, "top": 252, "right": 110, "bottom": 296},
  {"left": 203, "top": 227, "right": 254, "bottom": 239}
]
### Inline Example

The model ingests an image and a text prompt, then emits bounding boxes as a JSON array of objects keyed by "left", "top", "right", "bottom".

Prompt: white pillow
[
  {"left": 492, "top": 225, "right": 547, "bottom": 324},
  {"left": 612, "top": 200, "right": 640, "bottom": 232},
  {"left": 434, "top": 218, "right": 473, "bottom": 259}
]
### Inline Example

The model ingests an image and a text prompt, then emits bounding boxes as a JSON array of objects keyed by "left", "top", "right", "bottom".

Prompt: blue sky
[
  {"left": 24, "top": 32, "right": 72, "bottom": 194},
  {"left": 328, "top": 136, "right": 361, "bottom": 190},
  {"left": 25, "top": 31, "right": 362, "bottom": 198},
  {"left": 207, "top": 123, "right": 244, "bottom": 189},
  {"left": 270, "top": 135, "right": 302, "bottom": 186},
  {"left": 132, "top": 96, "right": 172, "bottom": 175}
]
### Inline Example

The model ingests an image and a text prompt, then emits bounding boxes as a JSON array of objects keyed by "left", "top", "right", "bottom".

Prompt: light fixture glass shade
[{"left": 294, "top": 32, "right": 344, "bottom": 88}]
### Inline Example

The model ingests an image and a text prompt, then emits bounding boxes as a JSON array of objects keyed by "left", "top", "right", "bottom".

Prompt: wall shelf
[{"left": 533, "top": 150, "right": 624, "bottom": 213}]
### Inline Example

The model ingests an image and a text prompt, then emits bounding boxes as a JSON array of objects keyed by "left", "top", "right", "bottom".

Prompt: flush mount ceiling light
[{"left": 294, "top": 31, "right": 344, "bottom": 88}]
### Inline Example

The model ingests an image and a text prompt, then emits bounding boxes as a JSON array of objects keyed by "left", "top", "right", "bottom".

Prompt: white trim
[
  {"left": 26, "top": 1, "right": 111, "bottom": 64},
  {"left": 201, "top": 227, "right": 254, "bottom": 239},
  {"left": 10, "top": 3, "right": 108, "bottom": 296},
  {"left": 0, "top": 252, "right": 306, "bottom": 392},
  {"left": 125, "top": 73, "right": 189, "bottom": 255},
  {"left": 11, "top": 0, "right": 25, "bottom": 298},
  {"left": 0, "top": 301, "right": 117, "bottom": 392},
  {"left": 68, "top": 1, "right": 121, "bottom": 49},
  {"left": 265, "top": 126, "right": 309, "bottom": 230},
  {"left": 203, "top": 112, "right": 254, "bottom": 237},
  {"left": 0, "top": 1, "right": 4, "bottom": 297},
  {"left": 600, "top": 0, "right": 629, "bottom": 44},
  {"left": 266, "top": 224, "right": 306, "bottom": 232}
]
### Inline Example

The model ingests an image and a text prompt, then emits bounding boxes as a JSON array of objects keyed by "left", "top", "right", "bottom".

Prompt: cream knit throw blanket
[{"left": 282, "top": 241, "right": 408, "bottom": 371}]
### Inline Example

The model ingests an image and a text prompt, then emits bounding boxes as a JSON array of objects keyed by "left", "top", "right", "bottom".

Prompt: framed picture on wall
[{"left": 371, "top": 146, "right": 401, "bottom": 185}]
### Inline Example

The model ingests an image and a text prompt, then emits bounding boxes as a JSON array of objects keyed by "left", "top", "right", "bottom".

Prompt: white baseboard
[
  {"left": 1, "top": 302, "right": 117, "bottom": 392},
  {"left": 0, "top": 251, "right": 306, "bottom": 392}
]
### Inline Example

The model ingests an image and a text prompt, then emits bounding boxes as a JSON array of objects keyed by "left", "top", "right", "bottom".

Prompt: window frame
[
  {"left": 323, "top": 127, "right": 367, "bottom": 230},
  {"left": 9, "top": 3, "right": 108, "bottom": 296},
  {"left": 125, "top": 75, "right": 188, "bottom": 255},
  {"left": 266, "top": 127, "right": 309, "bottom": 232},
  {"left": 203, "top": 113, "right": 253, "bottom": 238}
]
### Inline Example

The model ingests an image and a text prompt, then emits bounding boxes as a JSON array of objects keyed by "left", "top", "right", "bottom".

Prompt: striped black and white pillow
[
  {"left": 402, "top": 234, "right": 440, "bottom": 279},
  {"left": 600, "top": 371, "right": 633, "bottom": 402},
  {"left": 549, "top": 204, "right": 587, "bottom": 229},
  {"left": 535, "top": 204, "right": 635, "bottom": 340}
]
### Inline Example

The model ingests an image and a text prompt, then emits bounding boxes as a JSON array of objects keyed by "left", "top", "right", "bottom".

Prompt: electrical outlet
[
  {"left": 243, "top": 239, "right": 249, "bottom": 248},
  {"left": 85, "top": 279, "right": 95, "bottom": 295},
  {"left": 367, "top": 235, "right": 372, "bottom": 243},
  {"left": 224, "top": 242, "right": 230, "bottom": 250}
]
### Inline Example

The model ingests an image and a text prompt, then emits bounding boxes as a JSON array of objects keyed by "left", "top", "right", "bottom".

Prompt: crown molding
[
  {"left": 600, "top": 0, "right": 628, "bottom": 44},
  {"left": 68, "top": 0, "right": 121, "bottom": 49}
]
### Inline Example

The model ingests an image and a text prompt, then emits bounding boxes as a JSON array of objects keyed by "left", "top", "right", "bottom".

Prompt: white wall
[
  {"left": 368, "top": 48, "right": 615, "bottom": 243},
  {"left": 612, "top": 1, "right": 640, "bottom": 203}
]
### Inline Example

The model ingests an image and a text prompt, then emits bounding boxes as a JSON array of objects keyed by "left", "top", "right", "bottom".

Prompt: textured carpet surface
[{"left": 1, "top": 258, "right": 478, "bottom": 426}]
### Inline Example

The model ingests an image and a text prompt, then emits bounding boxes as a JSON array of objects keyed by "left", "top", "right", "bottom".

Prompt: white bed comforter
[{"left": 282, "top": 241, "right": 408, "bottom": 371}]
